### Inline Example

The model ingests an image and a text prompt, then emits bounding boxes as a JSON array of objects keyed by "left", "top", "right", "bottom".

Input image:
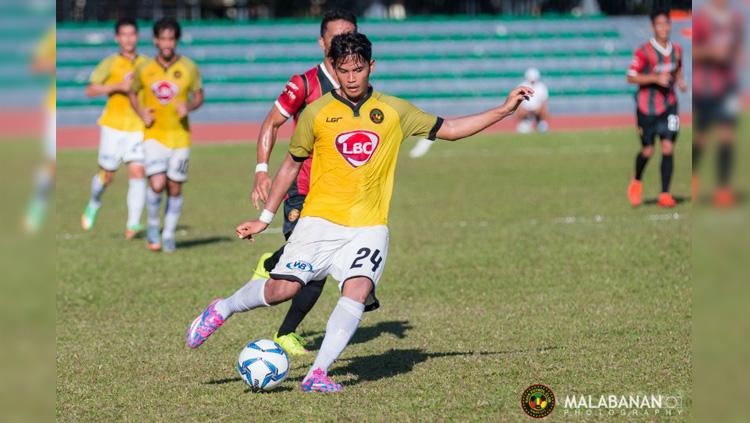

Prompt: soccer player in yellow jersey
[
  {"left": 186, "top": 33, "right": 533, "bottom": 392},
  {"left": 81, "top": 18, "right": 149, "bottom": 239},
  {"left": 129, "top": 18, "right": 204, "bottom": 252},
  {"left": 24, "top": 28, "right": 56, "bottom": 233}
]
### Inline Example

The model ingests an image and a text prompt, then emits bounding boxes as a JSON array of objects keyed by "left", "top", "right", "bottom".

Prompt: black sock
[
  {"left": 692, "top": 143, "right": 703, "bottom": 172},
  {"left": 660, "top": 154, "right": 674, "bottom": 193},
  {"left": 635, "top": 152, "right": 650, "bottom": 180},
  {"left": 277, "top": 278, "right": 326, "bottom": 337},
  {"left": 718, "top": 143, "right": 733, "bottom": 187}
]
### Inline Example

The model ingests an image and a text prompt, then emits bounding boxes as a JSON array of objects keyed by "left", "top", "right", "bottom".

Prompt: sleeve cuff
[
  {"left": 274, "top": 100, "right": 292, "bottom": 118},
  {"left": 627, "top": 70, "right": 639, "bottom": 76},
  {"left": 427, "top": 117, "right": 444, "bottom": 140},
  {"left": 290, "top": 152, "right": 308, "bottom": 162}
]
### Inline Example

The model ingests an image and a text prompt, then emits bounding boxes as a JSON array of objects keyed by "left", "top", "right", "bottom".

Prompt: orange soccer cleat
[
  {"left": 657, "top": 192, "right": 677, "bottom": 208},
  {"left": 627, "top": 179, "right": 642, "bottom": 207},
  {"left": 713, "top": 188, "right": 735, "bottom": 208}
]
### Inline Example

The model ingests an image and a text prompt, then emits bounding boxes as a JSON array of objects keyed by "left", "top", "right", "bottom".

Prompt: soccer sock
[
  {"left": 146, "top": 188, "right": 162, "bottom": 229},
  {"left": 717, "top": 143, "right": 733, "bottom": 187},
  {"left": 34, "top": 167, "right": 53, "bottom": 203},
  {"left": 88, "top": 172, "right": 106, "bottom": 208},
  {"left": 162, "top": 194, "right": 184, "bottom": 239},
  {"left": 307, "top": 297, "right": 364, "bottom": 378},
  {"left": 634, "top": 153, "right": 649, "bottom": 180},
  {"left": 215, "top": 278, "right": 270, "bottom": 320},
  {"left": 692, "top": 144, "right": 703, "bottom": 173},
  {"left": 660, "top": 154, "right": 674, "bottom": 193},
  {"left": 126, "top": 178, "right": 146, "bottom": 228},
  {"left": 277, "top": 278, "right": 326, "bottom": 337}
]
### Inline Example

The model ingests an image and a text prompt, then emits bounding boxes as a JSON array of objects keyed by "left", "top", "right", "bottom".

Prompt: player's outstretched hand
[
  {"left": 502, "top": 86, "right": 534, "bottom": 115},
  {"left": 235, "top": 219, "right": 268, "bottom": 241},
  {"left": 251, "top": 172, "right": 272, "bottom": 210}
]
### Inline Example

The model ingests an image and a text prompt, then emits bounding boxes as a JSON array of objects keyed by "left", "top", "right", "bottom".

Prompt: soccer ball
[{"left": 236, "top": 339, "right": 289, "bottom": 391}]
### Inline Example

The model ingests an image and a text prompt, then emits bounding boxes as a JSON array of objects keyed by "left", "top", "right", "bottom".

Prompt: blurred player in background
[
  {"left": 24, "top": 28, "right": 56, "bottom": 233},
  {"left": 626, "top": 9, "right": 687, "bottom": 208},
  {"left": 692, "top": 0, "right": 744, "bottom": 207},
  {"left": 250, "top": 9, "right": 357, "bottom": 356},
  {"left": 129, "top": 18, "right": 204, "bottom": 252},
  {"left": 81, "top": 18, "right": 149, "bottom": 238},
  {"left": 186, "top": 32, "right": 534, "bottom": 393},
  {"left": 516, "top": 67, "right": 550, "bottom": 134}
]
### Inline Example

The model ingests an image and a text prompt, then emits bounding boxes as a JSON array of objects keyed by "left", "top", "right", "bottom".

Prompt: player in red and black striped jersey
[
  {"left": 247, "top": 9, "right": 358, "bottom": 355},
  {"left": 692, "top": 0, "right": 743, "bottom": 207},
  {"left": 626, "top": 9, "right": 687, "bottom": 208}
]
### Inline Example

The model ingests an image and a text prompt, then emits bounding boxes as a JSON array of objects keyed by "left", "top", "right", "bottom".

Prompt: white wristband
[
  {"left": 259, "top": 209, "right": 274, "bottom": 224},
  {"left": 255, "top": 163, "right": 268, "bottom": 173}
]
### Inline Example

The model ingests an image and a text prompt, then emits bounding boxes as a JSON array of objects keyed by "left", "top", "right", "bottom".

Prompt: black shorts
[
  {"left": 637, "top": 105, "right": 679, "bottom": 146},
  {"left": 694, "top": 92, "right": 739, "bottom": 132}
]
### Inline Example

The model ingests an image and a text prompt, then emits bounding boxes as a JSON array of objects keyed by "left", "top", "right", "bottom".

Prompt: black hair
[
  {"left": 153, "top": 17, "right": 181, "bottom": 39},
  {"left": 328, "top": 32, "right": 372, "bottom": 68},
  {"left": 320, "top": 9, "right": 357, "bottom": 37},
  {"left": 115, "top": 17, "right": 137, "bottom": 34},
  {"left": 650, "top": 8, "right": 670, "bottom": 23}
]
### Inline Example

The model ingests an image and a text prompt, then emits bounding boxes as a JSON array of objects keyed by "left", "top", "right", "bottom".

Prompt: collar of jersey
[
  {"left": 331, "top": 86, "right": 373, "bottom": 117},
  {"left": 318, "top": 62, "right": 340, "bottom": 89},
  {"left": 649, "top": 38, "right": 672, "bottom": 56},
  {"left": 156, "top": 55, "right": 182, "bottom": 71}
]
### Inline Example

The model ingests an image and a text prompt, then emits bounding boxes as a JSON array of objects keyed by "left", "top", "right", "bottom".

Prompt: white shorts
[
  {"left": 45, "top": 111, "right": 56, "bottom": 161},
  {"left": 98, "top": 125, "right": 144, "bottom": 171},
  {"left": 143, "top": 139, "right": 190, "bottom": 182},
  {"left": 270, "top": 217, "right": 389, "bottom": 304}
]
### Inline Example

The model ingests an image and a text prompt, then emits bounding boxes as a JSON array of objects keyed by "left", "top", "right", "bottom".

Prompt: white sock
[
  {"left": 162, "top": 195, "right": 183, "bottom": 239},
  {"left": 215, "top": 278, "right": 269, "bottom": 320},
  {"left": 88, "top": 173, "right": 106, "bottom": 208},
  {"left": 126, "top": 178, "right": 146, "bottom": 228},
  {"left": 34, "top": 167, "right": 54, "bottom": 203},
  {"left": 409, "top": 138, "right": 434, "bottom": 158},
  {"left": 308, "top": 297, "right": 364, "bottom": 378},
  {"left": 146, "top": 188, "right": 162, "bottom": 228}
]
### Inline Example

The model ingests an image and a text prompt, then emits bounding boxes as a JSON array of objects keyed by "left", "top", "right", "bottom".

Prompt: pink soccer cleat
[
  {"left": 300, "top": 368, "right": 343, "bottom": 393},
  {"left": 186, "top": 298, "right": 225, "bottom": 349}
]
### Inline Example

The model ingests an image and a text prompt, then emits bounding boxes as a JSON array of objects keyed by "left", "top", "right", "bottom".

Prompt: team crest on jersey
[
  {"left": 335, "top": 130, "right": 380, "bottom": 168},
  {"left": 369, "top": 108, "right": 384, "bottom": 124},
  {"left": 173, "top": 70, "right": 182, "bottom": 79},
  {"left": 151, "top": 80, "right": 179, "bottom": 104}
]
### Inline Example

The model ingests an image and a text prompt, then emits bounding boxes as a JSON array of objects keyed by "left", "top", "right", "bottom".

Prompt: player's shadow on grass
[
  {"left": 176, "top": 236, "right": 233, "bottom": 249},
  {"left": 302, "top": 320, "right": 413, "bottom": 350},
  {"left": 643, "top": 195, "right": 689, "bottom": 205},
  {"left": 286, "top": 346, "right": 558, "bottom": 387}
]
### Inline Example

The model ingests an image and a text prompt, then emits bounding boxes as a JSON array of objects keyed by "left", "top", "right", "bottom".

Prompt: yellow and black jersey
[
  {"left": 132, "top": 56, "right": 202, "bottom": 148},
  {"left": 90, "top": 54, "right": 149, "bottom": 132},
  {"left": 289, "top": 87, "right": 443, "bottom": 227}
]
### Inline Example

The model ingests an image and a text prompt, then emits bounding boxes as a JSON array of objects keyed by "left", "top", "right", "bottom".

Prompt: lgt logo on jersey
[
  {"left": 335, "top": 130, "right": 380, "bottom": 168},
  {"left": 151, "top": 80, "right": 179, "bottom": 104}
]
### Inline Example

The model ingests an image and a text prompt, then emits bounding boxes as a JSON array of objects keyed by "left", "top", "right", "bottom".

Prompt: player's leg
[
  {"left": 515, "top": 106, "right": 533, "bottom": 134},
  {"left": 81, "top": 126, "right": 121, "bottom": 230},
  {"left": 628, "top": 113, "right": 655, "bottom": 207},
  {"left": 186, "top": 278, "right": 302, "bottom": 349},
  {"left": 656, "top": 110, "right": 679, "bottom": 208},
  {"left": 25, "top": 110, "right": 56, "bottom": 233},
  {"left": 123, "top": 132, "right": 146, "bottom": 238},
  {"left": 301, "top": 224, "right": 389, "bottom": 392},
  {"left": 692, "top": 97, "right": 711, "bottom": 202},
  {"left": 536, "top": 103, "right": 550, "bottom": 133},
  {"left": 143, "top": 139, "right": 169, "bottom": 250},
  {"left": 714, "top": 122, "right": 736, "bottom": 207},
  {"left": 160, "top": 148, "right": 189, "bottom": 252}
]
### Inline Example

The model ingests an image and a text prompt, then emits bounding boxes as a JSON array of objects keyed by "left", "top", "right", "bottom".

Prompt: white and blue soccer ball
[{"left": 236, "top": 339, "right": 289, "bottom": 391}]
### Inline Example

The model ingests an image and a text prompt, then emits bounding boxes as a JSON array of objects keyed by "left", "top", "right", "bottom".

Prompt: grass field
[{"left": 56, "top": 127, "right": 692, "bottom": 421}]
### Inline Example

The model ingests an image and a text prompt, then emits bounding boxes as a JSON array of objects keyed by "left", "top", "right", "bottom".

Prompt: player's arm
[
  {"left": 177, "top": 63, "right": 205, "bottom": 117},
  {"left": 236, "top": 154, "right": 303, "bottom": 240},
  {"left": 626, "top": 48, "right": 670, "bottom": 88},
  {"left": 128, "top": 73, "right": 154, "bottom": 128},
  {"left": 252, "top": 106, "right": 289, "bottom": 209},
  {"left": 436, "top": 86, "right": 533, "bottom": 141}
]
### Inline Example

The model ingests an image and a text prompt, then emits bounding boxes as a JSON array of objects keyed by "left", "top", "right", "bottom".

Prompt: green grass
[{"left": 56, "top": 127, "right": 692, "bottom": 421}]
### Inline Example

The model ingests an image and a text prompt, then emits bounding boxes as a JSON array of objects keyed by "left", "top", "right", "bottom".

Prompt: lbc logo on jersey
[
  {"left": 335, "top": 130, "right": 380, "bottom": 168},
  {"left": 151, "top": 80, "right": 179, "bottom": 105}
]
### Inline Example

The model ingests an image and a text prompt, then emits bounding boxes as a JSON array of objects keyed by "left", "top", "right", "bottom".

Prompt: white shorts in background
[
  {"left": 270, "top": 216, "right": 390, "bottom": 302},
  {"left": 45, "top": 111, "right": 56, "bottom": 161},
  {"left": 97, "top": 125, "right": 144, "bottom": 171},
  {"left": 143, "top": 139, "right": 190, "bottom": 182}
]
